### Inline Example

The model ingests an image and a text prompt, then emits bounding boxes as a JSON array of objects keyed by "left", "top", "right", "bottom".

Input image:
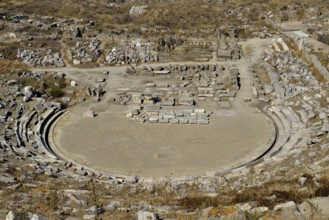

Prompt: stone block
[
  {"left": 169, "top": 118, "right": 179, "bottom": 124},
  {"left": 83, "top": 110, "right": 95, "bottom": 118},
  {"left": 159, "top": 118, "right": 169, "bottom": 123},
  {"left": 179, "top": 118, "right": 189, "bottom": 124}
]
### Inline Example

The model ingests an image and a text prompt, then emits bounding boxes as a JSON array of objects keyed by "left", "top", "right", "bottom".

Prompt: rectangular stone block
[
  {"left": 169, "top": 118, "right": 179, "bottom": 124},
  {"left": 159, "top": 118, "right": 169, "bottom": 123},
  {"left": 179, "top": 118, "right": 189, "bottom": 124}
]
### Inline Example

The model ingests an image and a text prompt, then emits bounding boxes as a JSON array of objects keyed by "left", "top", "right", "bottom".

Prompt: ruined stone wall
[{"left": 304, "top": 52, "right": 329, "bottom": 79}]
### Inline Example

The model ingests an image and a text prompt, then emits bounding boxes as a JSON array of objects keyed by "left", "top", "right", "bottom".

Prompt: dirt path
[{"left": 234, "top": 38, "right": 271, "bottom": 104}]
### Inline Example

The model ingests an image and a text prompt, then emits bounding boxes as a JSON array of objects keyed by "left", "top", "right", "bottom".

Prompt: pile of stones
[
  {"left": 106, "top": 41, "right": 158, "bottom": 65},
  {"left": 66, "top": 37, "right": 101, "bottom": 65},
  {"left": 120, "top": 64, "right": 239, "bottom": 124},
  {"left": 17, "top": 49, "right": 66, "bottom": 67}
]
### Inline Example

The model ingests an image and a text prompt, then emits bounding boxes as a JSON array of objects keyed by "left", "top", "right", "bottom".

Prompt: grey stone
[
  {"left": 149, "top": 117, "right": 158, "bottom": 123},
  {"left": 221, "top": 210, "right": 247, "bottom": 220},
  {"left": 97, "top": 78, "right": 105, "bottom": 82},
  {"left": 85, "top": 206, "right": 104, "bottom": 215},
  {"left": 308, "top": 197, "right": 329, "bottom": 216},
  {"left": 104, "top": 202, "right": 119, "bottom": 211},
  {"left": 250, "top": 206, "right": 268, "bottom": 213},
  {"left": 178, "top": 96, "right": 194, "bottom": 106},
  {"left": 197, "top": 118, "right": 209, "bottom": 124},
  {"left": 179, "top": 118, "right": 189, "bottom": 124},
  {"left": 220, "top": 101, "right": 231, "bottom": 108},
  {"left": 29, "top": 214, "right": 46, "bottom": 220},
  {"left": 308, "top": 164, "right": 323, "bottom": 172},
  {"left": 61, "top": 97, "right": 71, "bottom": 104},
  {"left": 129, "top": 6, "right": 147, "bottom": 18},
  {"left": 322, "top": 123, "right": 329, "bottom": 132},
  {"left": 169, "top": 118, "right": 179, "bottom": 124},
  {"left": 298, "top": 201, "right": 314, "bottom": 219},
  {"left": 274, "top": 201, "right": 296, "bottom": 211},
  {"left": 5, "top": 211, "right": 28, "bottom": 220},
  {"left": 274, "top": 201, "right": 302, "bottom": 219},
  {"left": 298, "top": 177, "right": 307, "bottom": 186},
  {"left": 158, "top": 118, "right": 169, "bottom": 123}
]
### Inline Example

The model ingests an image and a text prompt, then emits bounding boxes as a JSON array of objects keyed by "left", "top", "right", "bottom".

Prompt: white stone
[
  {"left": 83, "top": 214, "right": 95, "bottom": 220},
  {"left": 240, "top": 203, "right": 253, "bottom": 211},
  {"left": 83, "top": 110, "right": 95, "bottom": 118},
  {"left": 70, "top": 80, "right": 77, "bottom": 87},
  {"left": 194, "top": 108, "right": 205, "bottom": 114},
  {"left": 5, "top": 211, "right": 15, "bottom": 220},
  {"left": 30, "top": 214, "right": 46, "bottom": 220},
  {"left": 137, "top": 211, "right": 157, "bottom": 220},
  {"left": 298, "top": 177, "right": 307, "bottom": 186},
  {"left": 73, "top": 59, "right": 81, "bottom": 65},
  {"left": 274, "top": 201, "right": 296, "bottom": 211},
  {"left": 250, "top": 206, "right": 268, "bottom": 213},
  {"left": 129, "top": 6, "right": 148, "bottom": 17}
]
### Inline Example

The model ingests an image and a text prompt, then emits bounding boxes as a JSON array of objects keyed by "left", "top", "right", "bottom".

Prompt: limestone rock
[
  {"left": 5, "top": 211, "right": 28, "bottom": 220},
  {"left": 104, "top": 202, "right": 118, "bottom": 211},
  {"left": 129, "top": 6, "right": 147, "bottom": 18},
  {"left": 308, "top": 197, "right": 329, "bottom": 217},
  {"left": 23, "top": 86, "right": 35, "bottom": 102},
  {"left": 137, "top": 210, "right": 159, "bottom": 220},
  {"left": 61, "top": 97, "right": 71, "bottom": 104},
  {"left": 298, "top": 201, "right": 314, "bottom": 219},
  {"left": 274, "top": 201, "right": 296, "bottom": 211},
  {"left": 83, "top": 110, "right": 95, "bottom": 118},
  {"left": 82, "top": 214, "right": 95, "bottom": 220},
  {"left": 30, "top": 214, "right": 46, "bottom": 220},
  {"left": 274, "top": 201, "right": 302, "bottom": 219},
  {"left": 70, "top": 80, "right": 77, "bottom": 87},
  {"left": 221, "top": 210, "right": 247, "bottom": 220}
]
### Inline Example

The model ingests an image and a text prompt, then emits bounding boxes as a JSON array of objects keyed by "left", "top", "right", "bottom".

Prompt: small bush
[
  {"left": 18, "top": 73, "right": 66, "bottom": 98},
  {"left": 117, "top": 12, "right": 132, "bottom": 24},
  {"left": 178, "top": 196, "right": 220, "bottom": 209},
  {"left": 46, "top": 86, "right": 64, "bottom": 98}
]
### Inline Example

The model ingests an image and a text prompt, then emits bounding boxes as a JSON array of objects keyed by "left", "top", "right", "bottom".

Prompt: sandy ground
[
  {"left": 46, "top": 38, "right": 275, "bottom": 177},
  {"left": 52, "top": 105, "right": 271, "bottom": 177}
]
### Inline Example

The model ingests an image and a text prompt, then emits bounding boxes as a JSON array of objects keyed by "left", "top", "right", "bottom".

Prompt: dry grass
[
  {"left": 3, "top": 0, "right": 329, "bottom": 27},
  {"left": 133, "top": 1, "right": 223, "bottom": 30},
  {"left": 5, "top": 0, "right": 327, "bottom": 35},
  {"left": 0, "top": 59, "right": 29, "bottom": 74},
  {"left": 311, "top": 49, "right": 329, "bottom": 70},
  {"left": 179, "top": 171, "right": 329, "bottom": 211},
  {"left": 0, "top": 40, "right": 24, "bottom": 60},
  {"left": 17, "top": 72, "right": 66, "bottom": 98},
  {"left": 1, "top": 168, "right": 328, "bottom": 218},
  {"left": 253, "top": 64, "right": 271, "bottom": 85},
  {"left": 102, "top": 212, "right": 136, "bottom": 220},
  {"left": 178, "top": 195, "right": 224, "bottom": 210}
]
